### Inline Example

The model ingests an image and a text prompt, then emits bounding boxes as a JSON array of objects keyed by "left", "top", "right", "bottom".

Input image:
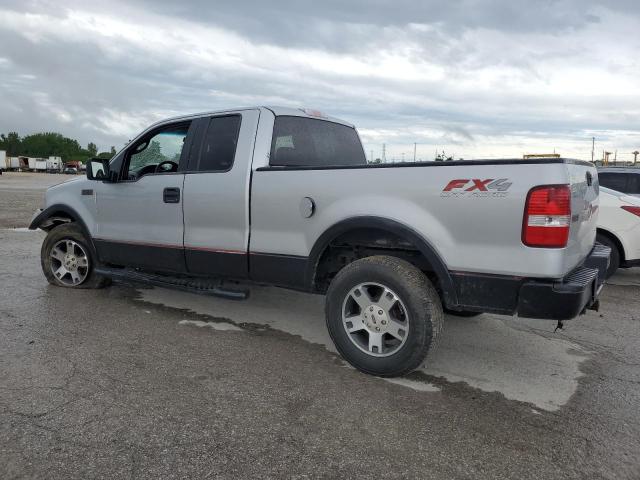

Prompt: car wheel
[
  {"left": 325, "top": 255, "right": 443, "bottom": 377},
  {"left": 41, "top": 223, "right": 110, "bottom": 289},
  {"left": 596, "top": 233, "right": 620, "bottom": 279}
]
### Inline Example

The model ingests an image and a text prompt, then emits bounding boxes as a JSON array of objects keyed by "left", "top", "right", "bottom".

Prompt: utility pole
[
  {"left": 591, "top": 137, "right": 595, "bottom": 162},
  {"left": 413, "top": 142, "right": 417, "bottom": 162},
  {"left": 633, "top": 151, "right": 639, "bottom": 166},
  {"left": 370, "top": 150, "right": 373, "bottom": 163},
  {"left": 382, "top": 144, "right": 386, "bottom": 163},
  {"left": 614, "top": 150, "right": 617, "bottom": 165}
]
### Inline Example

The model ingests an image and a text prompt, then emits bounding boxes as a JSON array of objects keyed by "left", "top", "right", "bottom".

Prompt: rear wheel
[
  {"left": 41, "top": 223, "right": 110, "bottom": 289},
  {"left": 596, "top": 233, "right": 620, "bottom": 279},
  {"left": 325, "top": 256, "right": 443, "bottom": 377}
]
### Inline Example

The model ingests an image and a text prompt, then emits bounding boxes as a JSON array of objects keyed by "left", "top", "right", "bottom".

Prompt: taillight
[
  {"left": 621, "top": 206, "right": 640, "bottom": 218},
  {"left": 522, "top": 185, "right": 571, "bottom": 248}
]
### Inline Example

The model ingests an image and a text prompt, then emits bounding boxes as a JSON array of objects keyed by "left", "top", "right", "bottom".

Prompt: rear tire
[
  {"left": 41, "top": 223, "right": 110, "bottom": 289},
  {"left": 596, "top": 233, "right": 620, "bottom": 279},
  {"left": 325, "top": 256, "right": 443, "bottom": 377}
]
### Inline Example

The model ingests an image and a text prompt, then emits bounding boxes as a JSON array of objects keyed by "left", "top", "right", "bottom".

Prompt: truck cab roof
[{"left": 144, "top": 106, "right": 354, "bottom": 132}]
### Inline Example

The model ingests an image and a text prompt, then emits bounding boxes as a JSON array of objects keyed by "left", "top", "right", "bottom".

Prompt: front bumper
[{"left": 517, "top": 243, "right": 610, "bottom": 320}]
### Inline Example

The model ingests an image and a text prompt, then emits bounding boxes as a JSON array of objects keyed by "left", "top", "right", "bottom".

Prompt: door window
[
  {"left": 196, "top": 115, "right": 242, "bottom": 172},
  {"left": 125, "top": 124, "right": 190, "bottom": 180}
]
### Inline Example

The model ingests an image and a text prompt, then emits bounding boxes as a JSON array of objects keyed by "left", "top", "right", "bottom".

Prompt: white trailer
[
  {"left": 47, "top": 156, "right": 63, "bottom": 172},
  {"left": 35, "top": 160, "right": 47, "bottom": 172},
  {"left": 0, "top": 150, "right": 5, "bottom": 170},
  {"left": 28, "top": 157, "right": 37, "bottom": 170}
]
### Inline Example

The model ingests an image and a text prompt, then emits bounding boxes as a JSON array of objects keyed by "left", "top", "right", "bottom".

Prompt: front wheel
[
  {"left": 325, "top": 256, "right": 443, "bottom": 377},
  {"left": 40, "top": 223, "right": 110, "bottom": 289}
]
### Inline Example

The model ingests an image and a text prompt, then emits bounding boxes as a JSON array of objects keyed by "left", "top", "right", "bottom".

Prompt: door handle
[{"left": 163, "top": 187, "right": 180, "bottom": 203}]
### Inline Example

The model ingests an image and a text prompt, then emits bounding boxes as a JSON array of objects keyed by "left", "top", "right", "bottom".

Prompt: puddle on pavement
[
  {"left": 178, "top": 319, "right": 243, "bottom": 331},
  {"left": 138, "top": 285, "right": 590, "bottom": 411}
]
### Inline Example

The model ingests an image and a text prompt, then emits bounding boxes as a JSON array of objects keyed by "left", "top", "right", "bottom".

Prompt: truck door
[
  {"left": 93, "top": 120, "right": 195, "bottom": 273},
  {"left": 182, "top": 109, "right": 260, "bottom": 278}
]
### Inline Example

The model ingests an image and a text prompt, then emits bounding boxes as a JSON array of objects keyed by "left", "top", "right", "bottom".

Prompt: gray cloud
[{"left": 0, "top": 0, "right": 638, "bottom": 159}]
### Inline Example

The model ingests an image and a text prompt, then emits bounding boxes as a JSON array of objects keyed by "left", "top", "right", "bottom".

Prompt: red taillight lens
[
  {"left": 621, "top": 206, "right": 640, "bottom": 218},
  {"left": 522, "top": 185, "right": 571, "bottom": 248}
]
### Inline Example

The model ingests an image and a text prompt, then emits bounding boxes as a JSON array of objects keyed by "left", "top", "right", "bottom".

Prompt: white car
[{"left": 597, "top": 186, "right": 640, "bottom": 277}]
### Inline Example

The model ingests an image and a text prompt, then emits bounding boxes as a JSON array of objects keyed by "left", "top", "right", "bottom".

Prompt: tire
[
  {"left": 596, "top": 233, "right": 620, "bottom": 279},
  {"left": 325, "top": 255, "right": 444, "bottom": 377},
  {"left": 41, "top": 223, "right": 110, "bottom": 289},
  {"left": 444, "top": 308, "right": 482, "bottom": 317}
]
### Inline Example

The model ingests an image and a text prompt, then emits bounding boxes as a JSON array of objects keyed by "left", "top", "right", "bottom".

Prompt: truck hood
[{"left": 47, "top": 175, "right": 86, "bottom": 191}]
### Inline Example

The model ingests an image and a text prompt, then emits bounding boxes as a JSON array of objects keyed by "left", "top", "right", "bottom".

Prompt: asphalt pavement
[{"left": 1, "top": 173, "right": 639, "bottom": 479}]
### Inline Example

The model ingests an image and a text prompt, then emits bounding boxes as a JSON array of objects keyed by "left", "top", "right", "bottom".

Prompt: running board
[{"left": 94, "top": 267, "right": 249, "bottom": 300}]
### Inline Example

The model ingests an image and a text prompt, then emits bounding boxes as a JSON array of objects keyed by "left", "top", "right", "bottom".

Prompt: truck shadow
[{"left": 134, "top": 275, "right": 634, "bottom": 412}]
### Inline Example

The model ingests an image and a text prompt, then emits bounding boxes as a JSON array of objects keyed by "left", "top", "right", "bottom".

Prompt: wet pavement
[{"left": 1, "top": 173, "right": 640, "bottom": 479}]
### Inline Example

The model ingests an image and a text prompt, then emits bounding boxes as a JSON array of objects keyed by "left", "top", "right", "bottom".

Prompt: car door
[
  {"left": 93, "top": 120, "right": 196, "bottom": 273},
  {"left": 182, "top": 109, "right": 260, "bottom": 278}
]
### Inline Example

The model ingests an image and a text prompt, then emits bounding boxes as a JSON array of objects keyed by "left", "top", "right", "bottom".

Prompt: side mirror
[{"left": 86, "top": 158, "right": 112, "bottom": 181}]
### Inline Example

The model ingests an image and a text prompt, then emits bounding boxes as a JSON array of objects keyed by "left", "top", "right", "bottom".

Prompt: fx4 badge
[{"left": 441, "top": 179, "right": 512, "bottom": 198}]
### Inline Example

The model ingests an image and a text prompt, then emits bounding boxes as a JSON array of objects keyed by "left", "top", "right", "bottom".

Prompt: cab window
[
  {"left": 269, "top": 116, "right": 366, "bottom": 167},
  {"left": 125, "top": 124, "right": 190, "bottom": 180}
]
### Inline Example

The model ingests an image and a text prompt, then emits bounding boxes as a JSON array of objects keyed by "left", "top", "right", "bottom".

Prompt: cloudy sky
[{"left": 1, "top": 0, "right": 639, "bottom": 161}]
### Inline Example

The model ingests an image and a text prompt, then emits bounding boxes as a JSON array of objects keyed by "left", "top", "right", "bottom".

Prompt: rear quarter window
[
  {"left": 196, "top": 115, "right": 242, "bottom": 172},
  {"left": 269, "top": 116, "right": 366, "bottom": 167}
]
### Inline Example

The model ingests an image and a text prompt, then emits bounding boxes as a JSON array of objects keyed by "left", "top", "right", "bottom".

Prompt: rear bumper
[
  {"left": 517, "top": 244, "right": 610, "bottom": 319},
  {"left": 448, "top": 243, "right": 610, "bottom": 320}
]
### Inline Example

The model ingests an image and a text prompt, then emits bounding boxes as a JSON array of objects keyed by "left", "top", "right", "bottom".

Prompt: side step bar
[{"left": 94, "top": 267, "right": 249, "bottom": 300}]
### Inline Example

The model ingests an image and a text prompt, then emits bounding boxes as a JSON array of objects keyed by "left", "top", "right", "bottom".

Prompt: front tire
[
  {"left": 41, "top": 223, "right": 110, "bottom": 289},
  {"left": 325, "top": 256, "right": 443, "bottom": 377}
]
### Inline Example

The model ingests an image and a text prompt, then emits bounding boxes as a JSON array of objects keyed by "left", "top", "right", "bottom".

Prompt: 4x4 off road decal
[{"left": 440, "top": 178, "right": 512, "bottom": 198}]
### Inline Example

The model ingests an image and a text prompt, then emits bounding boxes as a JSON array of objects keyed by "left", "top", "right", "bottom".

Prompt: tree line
[{"left": 0, "top": 132, "right": 117, "bottom": 162}]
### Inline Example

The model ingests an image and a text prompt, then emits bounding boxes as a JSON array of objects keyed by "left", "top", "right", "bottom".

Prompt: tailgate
[{"left": 564, "top": 162, "right": 599, "bottom": 274}]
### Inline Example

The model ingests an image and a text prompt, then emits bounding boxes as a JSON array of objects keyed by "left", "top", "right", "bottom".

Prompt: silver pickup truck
[{"left": 30, "top": 106, "right": 609, "bottom": 377}]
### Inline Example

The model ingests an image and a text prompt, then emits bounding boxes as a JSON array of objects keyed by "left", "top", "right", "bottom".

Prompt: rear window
[
  {"left": 598, "top": 172, "right": 628, "bottom": 193},
  {"left": 269, "top": 116, "right": 366, "bottom": 167}
]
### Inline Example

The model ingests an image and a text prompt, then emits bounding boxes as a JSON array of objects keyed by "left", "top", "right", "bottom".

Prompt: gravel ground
[{"left": 1, "top": 172, "right": 639, "bottom": 479}]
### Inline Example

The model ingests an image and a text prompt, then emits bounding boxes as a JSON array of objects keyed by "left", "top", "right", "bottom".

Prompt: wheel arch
[
  {"left": 29, "top": 204, "right": 95, "bottom": 250},
  {"left": 305, "top": 216, "right": 458, "bottom": 307}
]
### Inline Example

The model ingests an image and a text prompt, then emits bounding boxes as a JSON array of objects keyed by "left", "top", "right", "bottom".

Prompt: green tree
[
  {"left": 0, "top": 132, "right": 22, "bottom": 156},
  {"left": 87, "top": 142, "right": 98, "bottom": 156},
  {"left": 20, "top": 132, "right": 83, "bottom": 160}
]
